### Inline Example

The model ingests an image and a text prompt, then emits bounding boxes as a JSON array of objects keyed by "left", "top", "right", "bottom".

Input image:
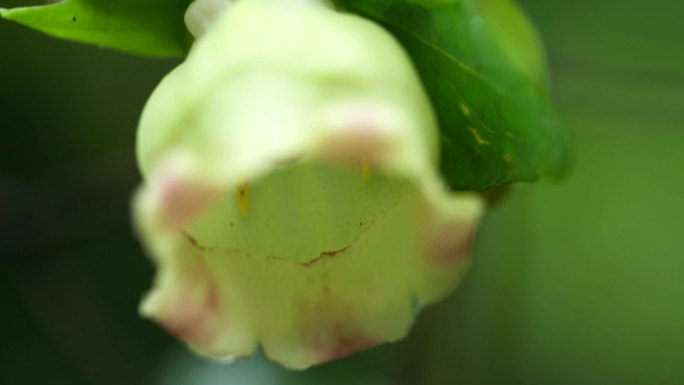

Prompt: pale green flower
[{"left": 135, "top": 0, "right": 483, "bottom": 369}]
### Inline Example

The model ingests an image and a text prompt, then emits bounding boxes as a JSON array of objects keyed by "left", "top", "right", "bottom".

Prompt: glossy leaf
[
  {"left": 0, "top": 0, "right": 192, "bottom": 57},
  {"left": 333, "top": 0, "right": 570, "bottom": 190}
]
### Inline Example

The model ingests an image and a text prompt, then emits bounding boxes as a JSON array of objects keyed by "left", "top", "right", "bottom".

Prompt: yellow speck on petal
[
  {"left": 468, "top": 126, "right": 490, "bottom": 146},
  {"left": 362, "top": 159, "right": 371, "bottom": 182},
  {"left": 237, "top": 184, "right": 250, "bottom": 218},
  {"left": 460, "top": 103, "right": 471, "bottom": 118}
]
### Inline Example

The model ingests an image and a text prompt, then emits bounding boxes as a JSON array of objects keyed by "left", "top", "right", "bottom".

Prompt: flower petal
[{"left": 135, "top": 0, "right": 484, "bottom": 369}]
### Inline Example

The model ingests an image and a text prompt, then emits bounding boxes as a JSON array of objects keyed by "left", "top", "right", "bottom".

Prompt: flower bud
[{"left": 135, "top": 0, "right": 483, "bottom": 369}]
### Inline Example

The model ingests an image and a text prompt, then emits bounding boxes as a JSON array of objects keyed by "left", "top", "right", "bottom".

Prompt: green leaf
[
  {"left": 333, "top": 0, "right": 570, "bottom": 190},
  {"left": 0, "top": 0, "right": 192, "bottom": 57}
]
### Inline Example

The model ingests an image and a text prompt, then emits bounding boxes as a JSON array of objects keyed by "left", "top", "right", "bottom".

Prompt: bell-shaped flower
[{"left": 135, "top": 0, "right": 483, "bottom": 369}]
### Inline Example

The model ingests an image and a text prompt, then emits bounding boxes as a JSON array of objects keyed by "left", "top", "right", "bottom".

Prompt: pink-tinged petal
[
  {"left": 134, "top": 0, "right": 485, "bottom": 370},
  {"left": 424, "top": 223, "right": 477, "bottom": 267},
  {"left": 157, "top": 168, "right": 218, "bottom": 229},
  {"left": 294, "top": 287, "right": 377, "bottom": 363},
  {"left": 146, "top": 242, "right": 222, "bottom": 346}
]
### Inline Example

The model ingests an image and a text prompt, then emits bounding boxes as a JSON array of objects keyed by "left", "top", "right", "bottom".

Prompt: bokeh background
[{"left": 1, "top": 0, "right": 682, "bottom": 384}]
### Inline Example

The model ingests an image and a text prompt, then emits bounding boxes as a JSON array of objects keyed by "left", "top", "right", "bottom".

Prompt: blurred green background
[{"left": 1, "top": 0, "right": 682, "bottom": 384}]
